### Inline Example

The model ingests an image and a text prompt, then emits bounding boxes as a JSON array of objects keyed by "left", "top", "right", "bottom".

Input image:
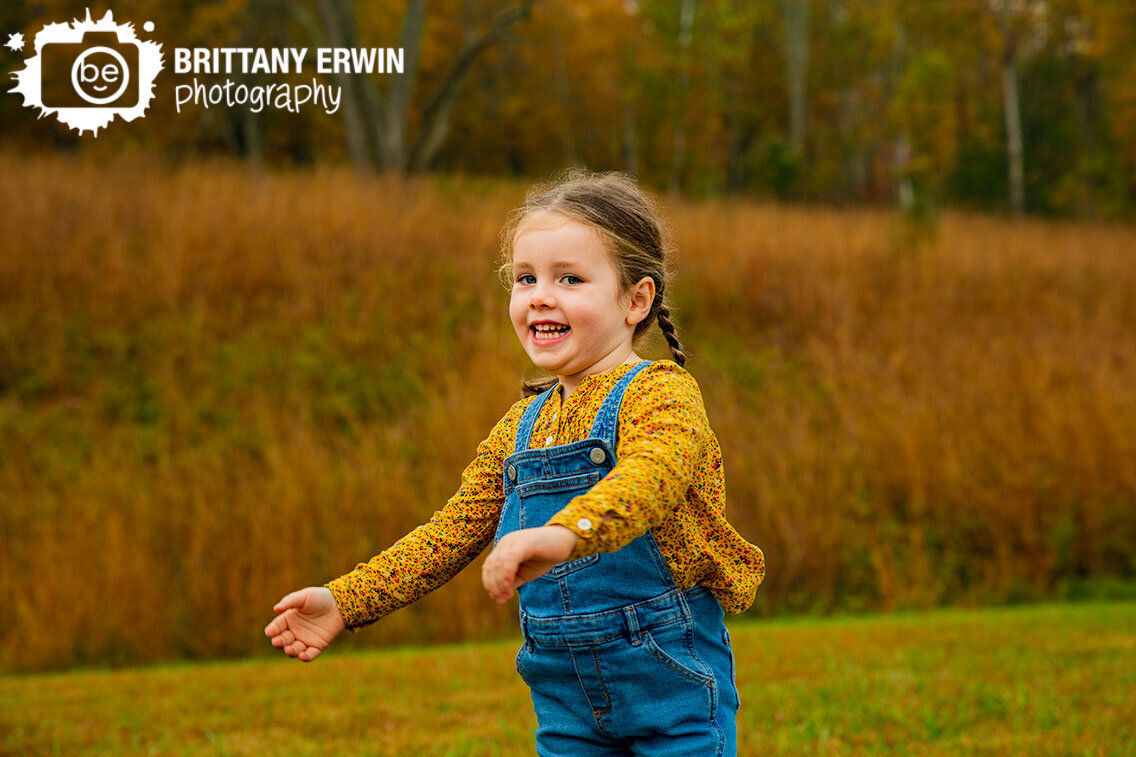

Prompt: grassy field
[{"left": 2, "top": 599, "right": 1133, "bottom": 756}]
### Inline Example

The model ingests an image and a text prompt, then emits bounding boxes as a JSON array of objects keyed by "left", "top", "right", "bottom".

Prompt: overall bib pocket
[
  {"left": 516, "top": 470, "right": 604, "bottom": 578},
  {"left": 542, "top": 553, "right": 600, "bottom": 578},
  {"left": 515, "top": 470, "right": 603, "bottom": 498}
]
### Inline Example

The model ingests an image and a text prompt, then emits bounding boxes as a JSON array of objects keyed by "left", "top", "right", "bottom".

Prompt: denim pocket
[
  {"left": 642, "top": 623, "right": 714, "bottom": 687},
  {"left": 642, "top": 622, "right": 719, "bottom": 722},
  {"left": 516, "top": 470, "right": 602, "bottom": 498},
  {"left": 722, "top": 627, "right": 737, "bottom": 689},
  {"left": 543, "top": 553, "right": 600, "bottom": 579},
  {"left": 515, "top": 641, "right": 530, "bottom": 682},
  {"left": 722, "top": 626, "right": 739, "bottom": 710}
]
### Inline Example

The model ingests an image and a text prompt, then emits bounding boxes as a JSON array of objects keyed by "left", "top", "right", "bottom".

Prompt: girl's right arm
[{"left": 319, "top": 399, "right": 527, "bottom": 633}]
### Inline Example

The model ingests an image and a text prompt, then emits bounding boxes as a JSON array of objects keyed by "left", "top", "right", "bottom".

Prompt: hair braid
[{"left": 654, "top": 302, "right": 687, "bottom": 368}]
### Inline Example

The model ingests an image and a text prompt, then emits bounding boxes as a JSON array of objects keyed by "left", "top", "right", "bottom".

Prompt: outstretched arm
[{"left": 322, "top": 400, "right": 526, "bottom": 632}]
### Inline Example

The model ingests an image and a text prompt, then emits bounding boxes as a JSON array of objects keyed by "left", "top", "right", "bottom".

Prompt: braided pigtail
[{"left": 654, "top": 302, "right": 687, "bottom": 368}]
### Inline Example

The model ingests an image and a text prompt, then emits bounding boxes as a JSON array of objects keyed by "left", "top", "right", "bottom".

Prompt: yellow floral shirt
[{"left": 325, "top": 359, "right": 765, "bottom": 633}]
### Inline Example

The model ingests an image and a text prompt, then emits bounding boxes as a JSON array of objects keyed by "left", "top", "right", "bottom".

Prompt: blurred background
[
  {"left": 1, "top": 0, "right": 1134, "bottom": 676},
  {"left": 4, "top": 0, "right": 1136, "bottom": 215}
]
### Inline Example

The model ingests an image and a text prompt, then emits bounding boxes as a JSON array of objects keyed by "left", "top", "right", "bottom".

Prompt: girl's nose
[{"left": 530, "top": 282, "right": 556, "bottom": 308}]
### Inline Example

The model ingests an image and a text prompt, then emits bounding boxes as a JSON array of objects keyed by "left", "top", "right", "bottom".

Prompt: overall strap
[
  {"left": 587, "top": 361, "right": 654, "bottom": 451},
  {"left": 514, "top": 383, "right": 558, "bottom": 455}
]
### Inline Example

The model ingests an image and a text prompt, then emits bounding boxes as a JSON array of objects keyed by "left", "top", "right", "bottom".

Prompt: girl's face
[{"left": 509, "top": 215, "right": 646, "bottom": 390}]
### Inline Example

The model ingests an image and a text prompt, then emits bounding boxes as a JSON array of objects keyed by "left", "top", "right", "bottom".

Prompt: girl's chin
[
  {"left": 528, "top": 350, "right": 573, "bottom": 371},
  {"left": 530, "top": 354, "right": 567, "bottom": 369}
]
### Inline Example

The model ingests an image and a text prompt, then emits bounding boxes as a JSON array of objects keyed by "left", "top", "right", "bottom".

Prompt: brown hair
[{"left": 496, "top": 168, "right": 688, "bottom": 397}]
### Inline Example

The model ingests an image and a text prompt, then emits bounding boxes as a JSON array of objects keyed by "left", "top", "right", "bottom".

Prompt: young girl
[{"left": 264, "top": 169, "right": 765, "bottom": 755}]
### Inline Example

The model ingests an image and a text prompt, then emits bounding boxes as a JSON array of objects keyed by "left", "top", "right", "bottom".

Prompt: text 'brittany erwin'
[{"left": 172, "top": 47, "right": 405, "bottom": 76}]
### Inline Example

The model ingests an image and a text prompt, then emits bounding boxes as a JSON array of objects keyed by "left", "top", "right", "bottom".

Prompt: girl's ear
[{"left": 625, "top": 276, "right": 656, "bottom": 326}]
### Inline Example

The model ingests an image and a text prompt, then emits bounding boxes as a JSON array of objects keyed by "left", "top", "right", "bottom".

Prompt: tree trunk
[
  {"left": 1002, "top": 58, "right": 1025, "bottom": 214},
  {"left": 290, "top": 0, "right": 372, "bottom": 168},
  {"left": 668, "top": 0, "right": 696, "bottom": 196},
  {"left": 995, "top": 1, "right": 1025, "bottom": 215},
  {"left": 623, "top": 97, "right": 638, "bottom": 177},
  {"left": 702, "top": 1, "right": 722, "bottom": 197},
  {"left": 298, "top": 0, "right": 534, "bottom": 173},
  {"left": 551, "top": 19, "right": 578, "bottom": 168},
  {"left": 381, "top": 0, "right": 427, "bottom": 172},
  {"left": 895, "top": 130, "right": 914, "bottom": 210},
  {"left": 408, "top": 0, "right": 536, "bottom": 171},
  {"left": 783, "top": 0, "right": 810, "bottom": 155}
]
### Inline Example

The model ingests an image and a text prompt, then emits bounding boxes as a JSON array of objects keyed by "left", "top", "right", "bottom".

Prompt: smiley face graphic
[{"left": 71, "top": 46, "right": 131, "bottom": 105}]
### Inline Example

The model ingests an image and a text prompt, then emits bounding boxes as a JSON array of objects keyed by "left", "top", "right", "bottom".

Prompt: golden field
[{"left": 0, "top": 152, "right": 1133, "bottom": 673}]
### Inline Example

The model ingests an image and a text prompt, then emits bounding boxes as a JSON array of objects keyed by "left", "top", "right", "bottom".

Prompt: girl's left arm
[{"left": 544, "top": 362, "right": 710, "bottom": 560}]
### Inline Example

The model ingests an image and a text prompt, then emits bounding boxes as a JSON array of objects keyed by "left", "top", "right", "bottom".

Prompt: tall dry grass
[{"left": 0, "top": 152, "right": 1133, "bottom": 673}]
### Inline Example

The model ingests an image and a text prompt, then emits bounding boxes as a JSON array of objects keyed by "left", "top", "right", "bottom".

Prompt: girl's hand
[
  {"left": 264, "top": 586, "right": 346, "bottom": 662},
  {"left": 482, "top": 525, "right": 580, "bottom": 603}
]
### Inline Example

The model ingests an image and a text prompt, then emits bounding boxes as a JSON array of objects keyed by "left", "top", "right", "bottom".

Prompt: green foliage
[
  {"left": 947, "top": 135, "right": 1009, "bottom": 211},
  {"left": 890, "top": 49, "right": 957, "bottom": 217},
  {"left": 747, "top": 135, "right": 800, "bottom": 199}
]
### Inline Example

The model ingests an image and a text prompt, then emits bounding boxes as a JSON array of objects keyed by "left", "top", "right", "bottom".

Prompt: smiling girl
[{"left": 265, "top": 169, "right": 765, "bottom": 755}]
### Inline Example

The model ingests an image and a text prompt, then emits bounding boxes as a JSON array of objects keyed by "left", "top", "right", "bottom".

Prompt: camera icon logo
[
  {"left": 9, "top": 10, "right": 163, "bottom": 136},
  {"left": 42, "top": 31, "right": 139, "bottom": 108}
]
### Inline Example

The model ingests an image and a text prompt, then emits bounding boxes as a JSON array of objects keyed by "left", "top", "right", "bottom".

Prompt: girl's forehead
[
  {"left": 513, "top": 214, "right": 609, "bottom": 263},
  {"left": 515, "top": 210, "right": 582, "bottom": 237}
]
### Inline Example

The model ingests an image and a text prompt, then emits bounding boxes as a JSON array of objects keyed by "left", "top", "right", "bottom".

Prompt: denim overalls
[{"left": 493, "top": 360, "right": 740, "bottom": 756}]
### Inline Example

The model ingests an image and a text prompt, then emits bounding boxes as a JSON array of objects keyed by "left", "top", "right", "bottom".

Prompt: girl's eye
[{"left": 515, "top": 274, "right": 583, "bottom": 285}]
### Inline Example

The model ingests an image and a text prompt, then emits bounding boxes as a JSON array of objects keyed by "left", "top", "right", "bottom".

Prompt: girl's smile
[{"left": 530, "top": 320, "right": 571, "bottom": 345}]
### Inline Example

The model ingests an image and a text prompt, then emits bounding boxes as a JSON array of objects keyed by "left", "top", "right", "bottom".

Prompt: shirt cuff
[
  {"left": 544, "top": 510, "right": 602, "bottom": 560},
  {"left": 323, "top": 579, "right": 362, "bottom": 634}
]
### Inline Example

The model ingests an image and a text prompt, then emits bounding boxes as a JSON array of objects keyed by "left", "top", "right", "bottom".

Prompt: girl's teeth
[{"left": 533, "top": 325, "right": 569, "bottom": 341}]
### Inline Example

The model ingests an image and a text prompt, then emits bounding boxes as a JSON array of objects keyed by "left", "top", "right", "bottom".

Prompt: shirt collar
[{"left": 558, "top": 360, "right": 642, "bottom": 405}]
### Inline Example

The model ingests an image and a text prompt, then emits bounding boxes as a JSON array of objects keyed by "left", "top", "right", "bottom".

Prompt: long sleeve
[
  {"left": 544, "top": 363, "right": 709, "bottom": 560},
  {"left": 323, "top": 399, "right": 526, "bottom": 632}
]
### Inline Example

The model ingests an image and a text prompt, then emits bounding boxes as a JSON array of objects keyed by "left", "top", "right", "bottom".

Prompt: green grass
[{"left": 2, "top": 600, "right": 1133, "bottom": 756}]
